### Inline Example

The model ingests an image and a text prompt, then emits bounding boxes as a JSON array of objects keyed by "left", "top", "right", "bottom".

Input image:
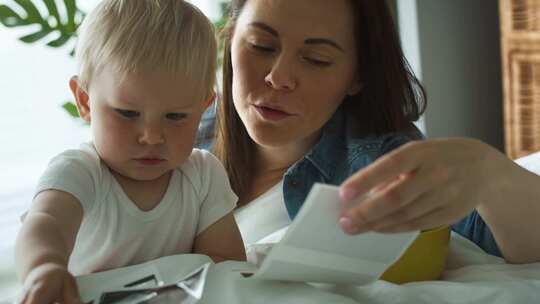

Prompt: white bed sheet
[
  {"left": 2, "top": 151, "right": 540, "bottom": 303},
  {"left": 219, "top": 232, "right": 540, "bottom": 304},
  {"left": 0, "top": 247, "right": 18, "bottom": 303},
  {"left": 4, "top": 233, "right": 539, "bottom": 304},
  {"left": 335, "top": 233, "right": 540, "bottom": 304}
]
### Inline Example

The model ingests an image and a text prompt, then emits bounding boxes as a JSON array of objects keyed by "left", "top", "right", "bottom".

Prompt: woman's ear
[
  {"left": 69, "top": 76, "right": 91, "bottom": 123},
  {"left": 347, "top": 79, "right": 364, "bottom": 96}
]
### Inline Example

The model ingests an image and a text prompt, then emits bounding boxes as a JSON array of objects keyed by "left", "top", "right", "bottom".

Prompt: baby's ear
[{"left": 69, "top": 76, "right": 91, "bottom": 123}]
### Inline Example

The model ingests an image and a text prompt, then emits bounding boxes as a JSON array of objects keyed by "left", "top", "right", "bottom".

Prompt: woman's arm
[
  {"left": 476, "top": 159, "right": 540, "bottom": 263},
  {"left": 337, "top": 138, "right": 540, "bottom": 263}
]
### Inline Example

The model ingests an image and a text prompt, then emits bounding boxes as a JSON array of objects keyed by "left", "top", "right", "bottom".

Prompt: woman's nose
[
  {"left": 138, "top": 123, "right": 165, "bottom": 145},
  {"left": 264, "top": 55, "right": 297, "bottom": 91}
]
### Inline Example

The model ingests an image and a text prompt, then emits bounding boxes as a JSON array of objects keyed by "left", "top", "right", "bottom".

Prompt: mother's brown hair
[{"left": 213, "top": 0, "right": 427, "bottom": 201}]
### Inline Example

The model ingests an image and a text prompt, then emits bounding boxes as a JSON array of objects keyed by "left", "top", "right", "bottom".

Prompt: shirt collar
[{"left": 304, "top": 106, "right": 347, "bottom": 181}]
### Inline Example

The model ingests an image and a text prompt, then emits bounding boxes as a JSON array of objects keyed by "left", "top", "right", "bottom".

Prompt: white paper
[
  {"left": 76, "top": 254, "right": 212, "bottom": 303},
  {"left": 253, "top": 183, "right": 420, "bottom": 284},
  {"left": 515, "top": 150, "right": 540, "bottom": 175},
  {"left": 97, "top": 263, "right": 209, "bottom": 304},
  {"left": 199, "top": 234, "right": 540, "bottom": 304}
]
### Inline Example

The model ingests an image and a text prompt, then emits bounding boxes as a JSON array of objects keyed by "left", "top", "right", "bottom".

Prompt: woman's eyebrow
[
  {"left": 305, "top": 38, "right": 344, "bottom": 53},
  {"left": 247, "top": 22, "right": 344, "bottom": 53},
  {"left": 248, "top": 22, "right": 278, "bottom": 37}
]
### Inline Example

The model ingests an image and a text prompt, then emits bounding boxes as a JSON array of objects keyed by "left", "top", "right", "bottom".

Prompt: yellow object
[{"left": 379, "top": 226, "right": 451, "bottom": 284}]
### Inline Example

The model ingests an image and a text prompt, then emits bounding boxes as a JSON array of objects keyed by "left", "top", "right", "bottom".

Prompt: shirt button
[{"left": 289, "top": 180, "right": 300, "bottom": 188}]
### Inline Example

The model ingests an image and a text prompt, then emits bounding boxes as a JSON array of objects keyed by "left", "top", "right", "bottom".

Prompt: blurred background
[{"left": 1, "top": 0, "right": 537, "bottom": 300}]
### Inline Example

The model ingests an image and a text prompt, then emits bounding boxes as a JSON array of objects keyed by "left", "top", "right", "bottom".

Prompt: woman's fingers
[
  {"left": 340, "top": 165, "right": 441, "bottom": 233},
  {"left": 340, "top": 141, "right": 424, "bottom": 201},
  {"left": 368, "top": 189, "right": 451, "bottom": 232},
  {"left": 375, "top": 205, "right": 466, "bottom": 233},
  {"left": 337, "top": 138, "right": 504, "bottom": 235}
]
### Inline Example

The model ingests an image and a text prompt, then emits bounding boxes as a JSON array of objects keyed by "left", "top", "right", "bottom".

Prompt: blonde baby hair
[{"left": 75, "top": 0, "right": 217, "bottom": 100}]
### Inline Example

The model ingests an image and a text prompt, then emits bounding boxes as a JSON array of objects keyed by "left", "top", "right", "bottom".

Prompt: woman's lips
[{"left": 253, "top": 105, "right": 292, "bottom": 121}]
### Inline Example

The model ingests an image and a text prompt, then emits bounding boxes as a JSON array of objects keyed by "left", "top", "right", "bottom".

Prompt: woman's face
[{"left": 231, "top": 0, "right": 360, "bottom": 150}]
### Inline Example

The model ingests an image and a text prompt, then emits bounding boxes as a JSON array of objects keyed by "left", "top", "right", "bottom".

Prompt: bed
[{"left": 2, "top": 151, "right": 540, "bottom": 303}]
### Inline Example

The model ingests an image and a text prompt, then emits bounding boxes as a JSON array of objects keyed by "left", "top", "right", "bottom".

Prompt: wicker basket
[{"left": 500, "top": 0, "right": 540, "bottom": 159}]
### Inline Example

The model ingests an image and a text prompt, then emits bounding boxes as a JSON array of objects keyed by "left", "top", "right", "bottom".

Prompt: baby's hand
[{"left": 18, "top": 262, "right": 82, "bottom": 304}]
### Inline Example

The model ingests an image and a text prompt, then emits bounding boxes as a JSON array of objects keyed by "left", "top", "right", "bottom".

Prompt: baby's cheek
[{"left": 104, "top": 119, "right": 133, "bottom": 140}]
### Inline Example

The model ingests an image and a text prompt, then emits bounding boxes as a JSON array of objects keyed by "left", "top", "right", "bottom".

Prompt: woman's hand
[
  {"left": 18, "top": 262, "right": 82, "bottom": 304},
  {"left": 337, "top": 138, "right": 510, "bottom": 234}
]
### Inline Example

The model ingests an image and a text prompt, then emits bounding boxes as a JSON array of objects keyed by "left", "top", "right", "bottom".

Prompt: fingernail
[
  {"left": 339, "top": 217, "right": 359, "bottom": 234},
  {"left": 340, "top": 187, "right": 358, "bottom": 201}
]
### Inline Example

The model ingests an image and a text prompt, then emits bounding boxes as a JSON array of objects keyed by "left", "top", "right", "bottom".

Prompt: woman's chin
[{"left": 248, "top": 128, "right": 295, "bottom": 149}]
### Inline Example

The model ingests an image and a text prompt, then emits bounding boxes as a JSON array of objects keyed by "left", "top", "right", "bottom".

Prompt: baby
[{"left": 14, "top": 1, "right": 245, "bottom": 303}]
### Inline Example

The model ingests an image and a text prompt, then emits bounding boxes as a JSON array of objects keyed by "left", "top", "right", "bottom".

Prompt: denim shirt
[{"left": 196, "top": 105, "right": 502, "bottom": 257}]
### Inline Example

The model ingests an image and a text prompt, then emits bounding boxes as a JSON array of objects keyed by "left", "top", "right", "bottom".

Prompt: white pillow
[{"left": 515, "top": 151, "right": 540, "bottom": 175}]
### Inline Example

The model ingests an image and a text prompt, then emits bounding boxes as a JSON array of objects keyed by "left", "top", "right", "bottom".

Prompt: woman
[{"left": 212, "top": 0, "right": 540, "bottom": 267}]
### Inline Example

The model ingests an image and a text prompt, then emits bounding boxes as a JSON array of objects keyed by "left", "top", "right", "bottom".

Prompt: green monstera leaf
[
  {"left": 0, "top": 0, "right": 83, "bottom": 49},
  {"left": 62, "top": 101, "right": 79, "bottom": 118},
  {"left": 0, "top": 0, "right": 84, "bottom": 119}
]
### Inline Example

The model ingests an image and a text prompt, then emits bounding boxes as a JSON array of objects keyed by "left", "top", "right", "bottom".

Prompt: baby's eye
[
  {"left": 166, "top": 113, "right": 187, "bottom": 121},
  {"left": 115, "top": 109, "right": 140, "bottom": 118}
]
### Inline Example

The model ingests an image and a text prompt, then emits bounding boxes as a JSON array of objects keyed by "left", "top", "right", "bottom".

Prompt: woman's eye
[
  {"left": 115, "top": 109, "right": 140, "bottom": 118},
  {"left": 249, "top": 43, "right": 274, "bottom": 53},
  {"left": 166, "top": 113, "right": 187, "bottom": 121},
  {"left": 304, "top": 57, "right": 332, "bottom": 67}
]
